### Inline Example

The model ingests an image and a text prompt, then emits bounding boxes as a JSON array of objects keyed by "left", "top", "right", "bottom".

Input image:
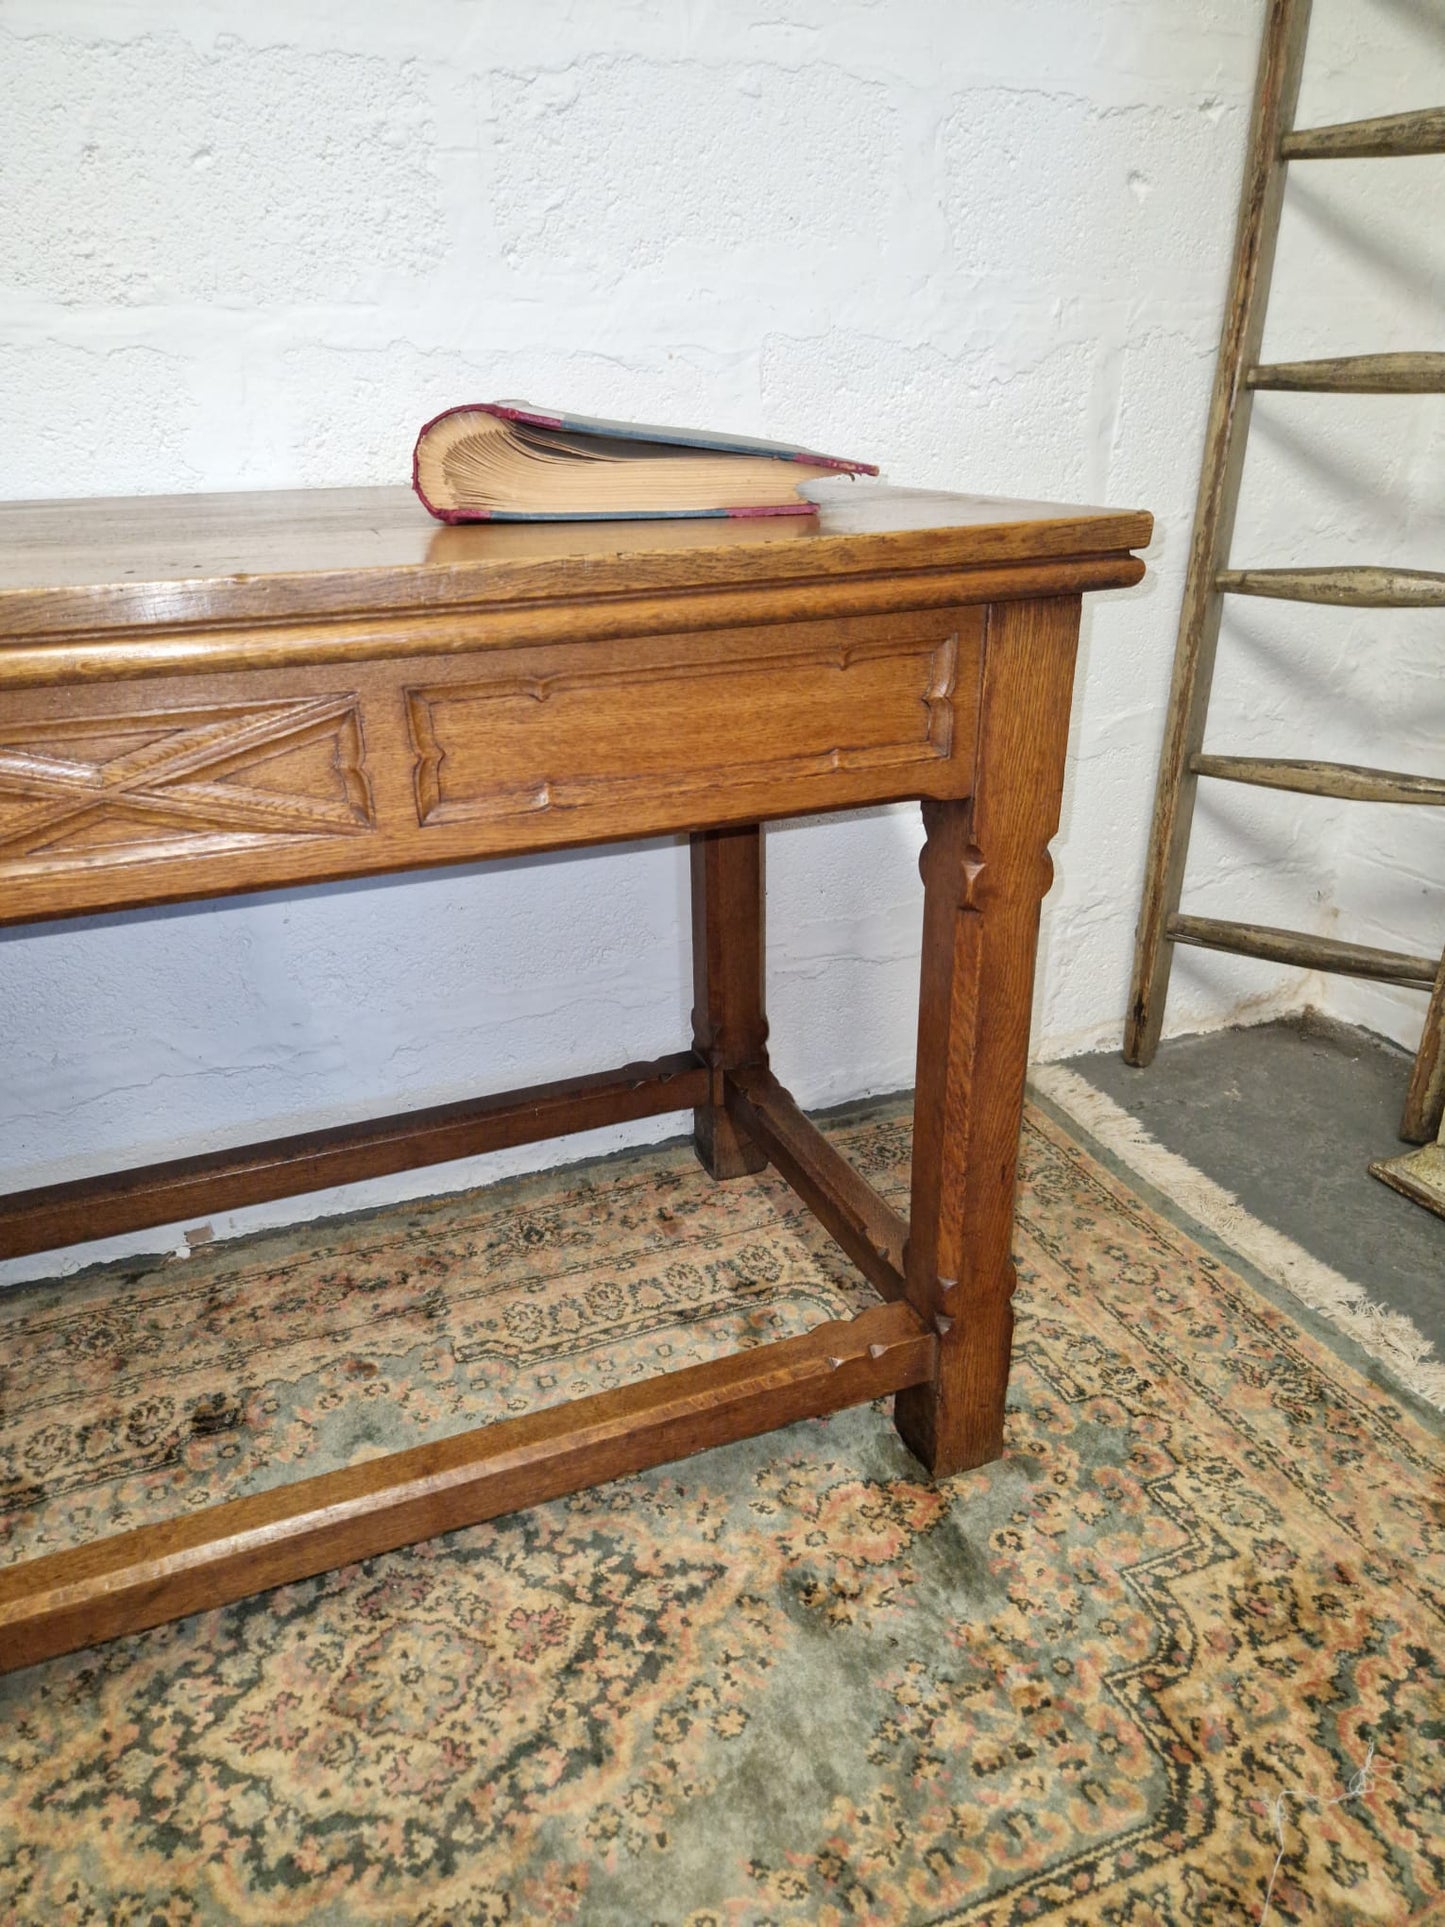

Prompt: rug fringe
[{"left": 1030, "top": 1063, "right": 1445, "bottom": 1413}]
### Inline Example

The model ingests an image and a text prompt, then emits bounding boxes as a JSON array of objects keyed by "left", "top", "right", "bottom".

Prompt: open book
[{"left": 412, "top": 402, "right": 877, "bottom": 522}]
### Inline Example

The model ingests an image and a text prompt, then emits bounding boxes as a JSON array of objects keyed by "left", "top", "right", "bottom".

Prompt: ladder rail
[
  {"left": 1400, "top": 952, "right": 1445, "bottom": 1144},
  {"left": 1125, "top": 0, "right": 1314, "bottom": 1065}
]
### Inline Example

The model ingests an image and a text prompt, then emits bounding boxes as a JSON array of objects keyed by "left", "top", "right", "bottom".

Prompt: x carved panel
[{"left": 0, "top": 694, "right": 373, "bottom": 867}]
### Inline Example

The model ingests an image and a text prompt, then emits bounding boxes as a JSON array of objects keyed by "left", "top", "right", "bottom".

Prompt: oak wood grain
[
  {"left": 405, "top": 630, "right": 963, "bottom": 826},
  {"left": 0, "top": 477, "right": 1149, "bottom": 1666},
  {"left": 0, "top": 613, "right": 980, "bottom": 925},
  {"left": 0, "top": 1053, "right": 708, "bottom": 1262},
  {"left": 690, "top": 826, "right": 770, "bottom": 1181},
  {"left": 0, "top": 557, "right": 1143, "bottom": 693},
  {"left": 724, "top": 1064, "right": 909, "bottom": 1301},
  {"left": 896, "top": 595, "right": 1083, "bottom": 1476},
  {"left": 0, "top": 483, "right": 1152, "bottom": 647},
  {"left": 0, "top": 1299, "right": 936, "bottom": 1675}
]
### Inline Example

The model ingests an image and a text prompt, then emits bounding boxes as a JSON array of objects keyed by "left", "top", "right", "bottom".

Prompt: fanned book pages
[{"left": 411, "top": 402, "right": 878, "bottom": 522}]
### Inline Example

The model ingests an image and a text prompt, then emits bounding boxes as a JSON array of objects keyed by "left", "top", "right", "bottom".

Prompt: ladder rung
[
  {"left": 1246, "top": 352, "right": 1445, "bottom": 393},
  {"left": 1216, "top": 566, "right": 1445, "bottom": 607},
  {"left": 1282, "top": 106, "right": 1445, "bottom": 159},
  {"left": 1193, "top": 753, "right": 1445, "bottom": 805},
  {"left": 1167, "top": 915, "right": 1440, "bottom": 987},
  {"left": 1125, "top": 1, "right": 1445, "bottom": 1071}
]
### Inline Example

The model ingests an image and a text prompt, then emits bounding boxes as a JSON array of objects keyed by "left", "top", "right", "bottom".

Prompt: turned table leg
[
  {"left": 896, "top": 596, "right": 1083, "bottom": 1477},
  {"left": 690, "top": 824, "right": 769, "bottom": 1179}
]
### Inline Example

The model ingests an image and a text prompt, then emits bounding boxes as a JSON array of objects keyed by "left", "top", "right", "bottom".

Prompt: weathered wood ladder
[{"left": 1125, "top": 0, "right": 1445, "bottom": 1142}]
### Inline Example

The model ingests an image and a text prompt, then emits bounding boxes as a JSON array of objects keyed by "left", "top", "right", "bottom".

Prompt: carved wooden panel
[
  {"left": 405, "top": 634, "right": 960, "bottom": 828},
  {"left": 0, "top": 694, "right": 373, "bottom": 880},
  {"left": 0, "top": 614, "right": 980, "bottom": 924}
]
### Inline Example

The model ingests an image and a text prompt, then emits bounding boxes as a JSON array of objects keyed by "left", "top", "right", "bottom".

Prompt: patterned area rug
[{"left": 1, "top": 1096, "right": 1442, "bottom": 1925}]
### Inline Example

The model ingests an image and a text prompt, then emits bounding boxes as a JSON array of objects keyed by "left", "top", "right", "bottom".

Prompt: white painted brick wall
[{"left": 1, "top": 0, "right": 1439, "bottom": 1283}]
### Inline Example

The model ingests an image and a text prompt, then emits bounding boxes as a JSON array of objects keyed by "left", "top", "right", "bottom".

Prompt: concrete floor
[{"left": 1066, "top": 1013, "right": 1444, "bottom": 1359}]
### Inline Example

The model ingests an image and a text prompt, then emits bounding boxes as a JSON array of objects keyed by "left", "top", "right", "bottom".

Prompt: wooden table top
[{"left": 0, "top": 482, "right": 1153, "bottom": 643}]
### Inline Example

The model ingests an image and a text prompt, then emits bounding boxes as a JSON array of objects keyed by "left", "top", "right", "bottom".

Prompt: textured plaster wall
[{"left": 1, "top": 0, "right": 1440, "bottom": 1282}]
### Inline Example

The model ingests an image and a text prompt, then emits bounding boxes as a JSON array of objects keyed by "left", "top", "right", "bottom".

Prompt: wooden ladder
[{"left": 1124, "top": 0, "right": 1445, "bottom": 1142}]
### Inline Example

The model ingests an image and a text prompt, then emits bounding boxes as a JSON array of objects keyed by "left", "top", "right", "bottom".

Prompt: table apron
[{"left": 0, "top": 606, "right": 982, "bottom": 926}]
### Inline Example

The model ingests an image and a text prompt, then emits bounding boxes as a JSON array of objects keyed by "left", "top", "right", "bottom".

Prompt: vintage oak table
[{"left": 0, "top": 482, "right": 1150, "bottom": 1672}]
